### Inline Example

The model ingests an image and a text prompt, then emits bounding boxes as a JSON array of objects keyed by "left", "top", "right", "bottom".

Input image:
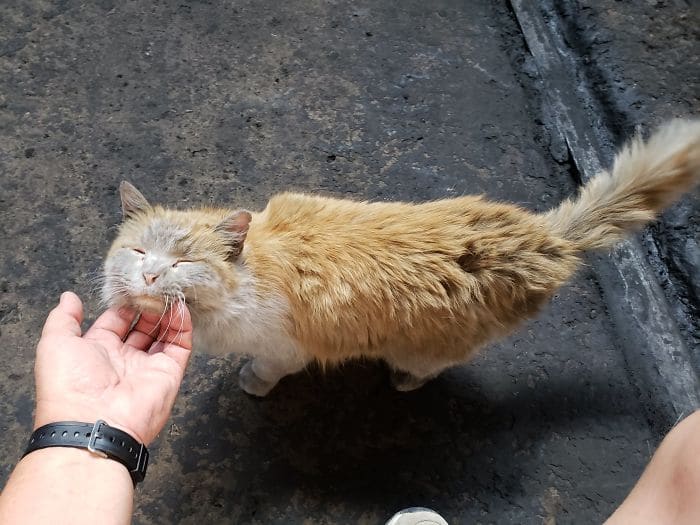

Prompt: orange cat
[{"left": 103, "top": 120, "right": 700, "bottom": 396}]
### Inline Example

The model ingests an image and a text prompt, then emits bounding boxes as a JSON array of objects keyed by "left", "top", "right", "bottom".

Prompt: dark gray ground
[
  {"left": 554, "top": 0, "right": 700, "bottom": 371},
  {"left": 0, "top": 1, "right": 697, "bottom": 524}
]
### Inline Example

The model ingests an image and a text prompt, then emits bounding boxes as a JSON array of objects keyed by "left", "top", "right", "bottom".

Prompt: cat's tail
[{"left": 544, "top": 119, "right": 700, "bottom": 251}]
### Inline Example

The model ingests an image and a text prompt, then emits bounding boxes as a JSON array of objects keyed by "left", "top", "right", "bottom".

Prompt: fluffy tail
[{"left": 544, "top": 119, "right": 700, "bottom": 250}]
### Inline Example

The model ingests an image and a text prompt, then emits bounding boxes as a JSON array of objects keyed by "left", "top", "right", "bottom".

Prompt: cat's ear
[
  {"left": 216, "top": 210, "right": 252, "bottom": 257},
  {"left": 119, "top": 181, "right": 151, "bottom": 219}
]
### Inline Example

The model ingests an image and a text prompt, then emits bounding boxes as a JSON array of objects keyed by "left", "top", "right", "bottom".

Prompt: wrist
[
  {"left": 24, "top": 421, "right": 149, "bottom": 486},
  {"left": 20, "top": 446, "right": 134, "bottom": 484},
  {"left": 0, "top": 447, "right": 134, "bottom": 524},
  {"left": 34, "top": 399, "right": 146, "bottom": 444}
]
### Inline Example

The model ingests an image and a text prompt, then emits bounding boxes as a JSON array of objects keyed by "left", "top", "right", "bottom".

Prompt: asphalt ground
[{"left": 1, "top": 1, "right": 697, "bottom": 523}]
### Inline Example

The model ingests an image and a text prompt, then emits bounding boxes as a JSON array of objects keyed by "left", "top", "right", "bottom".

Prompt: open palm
[{"left": 34, "top": 292, "right": 193, "bottom": 445}]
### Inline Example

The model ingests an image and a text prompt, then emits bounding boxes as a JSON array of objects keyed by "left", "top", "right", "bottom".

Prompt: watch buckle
[
  {"left": 131, "top": 443, "right": 149, "bottom": 482},
  {"left": 87, "top": 419, "right": 108, "bottom": 458}
]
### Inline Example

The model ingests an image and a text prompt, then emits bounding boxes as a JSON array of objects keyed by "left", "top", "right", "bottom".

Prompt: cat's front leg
[
  {"left": 390, "top": 369, "right": 434, "bottom": 392},
  {"left": 238, "top": 351, "right": 309, "bottom": 397},
  {"left": 238, "top": 360, "right": 277, "bottom": 397},
  {"left": 386, "top": 355, "right": 456, "bottom": 392}
]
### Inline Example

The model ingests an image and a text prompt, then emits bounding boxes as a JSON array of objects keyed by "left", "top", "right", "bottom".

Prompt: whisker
[
  {"left": 96, "top": 284, "right": 132, "bottom": 309},
  {"left": 150, "top": 297, "right": 169, "bottom": 337},
  {"left": 159, "top": 296, "right": 175, "bottom": 344},
  {"left": 174, "top": 292, "right": 187, "bottom": 345}
]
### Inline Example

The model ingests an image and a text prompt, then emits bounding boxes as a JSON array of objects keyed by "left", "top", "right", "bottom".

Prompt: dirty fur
[{"left": 102, "top": 119, "right": 700, "bottom": 396}]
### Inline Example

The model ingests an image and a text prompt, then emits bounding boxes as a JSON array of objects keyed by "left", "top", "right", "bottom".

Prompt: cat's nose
[{"left": 143, "top": 272, "right": 159, "bottom": 285}]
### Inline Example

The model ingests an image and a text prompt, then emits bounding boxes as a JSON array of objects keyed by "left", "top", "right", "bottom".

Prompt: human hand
[{"left": 33, "top": 292, "right": 193, "bottom": 445}]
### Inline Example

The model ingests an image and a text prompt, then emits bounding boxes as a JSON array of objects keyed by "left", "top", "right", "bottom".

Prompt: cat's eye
[
  {"left": 132, "top": 248, "right": 146, "bottom": 255},
  {"left": 172, "top": 259, "right": 194, "bottom": 267}
]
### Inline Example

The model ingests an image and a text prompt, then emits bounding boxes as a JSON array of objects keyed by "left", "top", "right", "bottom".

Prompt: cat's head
[{"left": 102, "top": 181, "right": 251, "bottom": 315}]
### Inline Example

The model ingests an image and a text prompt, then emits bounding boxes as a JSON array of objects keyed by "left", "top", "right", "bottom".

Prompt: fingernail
[{"left": 117, "top": 306, "right": 134, "bottom": 319}]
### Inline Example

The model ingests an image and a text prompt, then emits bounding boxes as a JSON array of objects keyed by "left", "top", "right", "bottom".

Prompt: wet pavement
[{"left": 1, "top": 1, "right": 697, "bottom": 523}]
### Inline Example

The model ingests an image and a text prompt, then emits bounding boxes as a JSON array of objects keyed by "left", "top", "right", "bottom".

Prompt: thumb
[{"left": 41, "top": 291, "right": 84, "bottom": 338}]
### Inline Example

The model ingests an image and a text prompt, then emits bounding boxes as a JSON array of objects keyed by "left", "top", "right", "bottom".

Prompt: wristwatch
[{"left": 23, "top": 420, "right": 149, "bottom": 485}]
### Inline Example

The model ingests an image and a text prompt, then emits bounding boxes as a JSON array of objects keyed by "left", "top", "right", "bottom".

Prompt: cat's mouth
[
  {"left": 131, "top": 294, "right": 168, "bottom": 314},
  {"left": 129, "top": 293, "right": 190, "bottom": 315}
]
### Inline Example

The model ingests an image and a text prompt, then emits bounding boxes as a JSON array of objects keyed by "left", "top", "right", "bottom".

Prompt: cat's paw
[
  {"left": 238, "top": 360, "right": 277, "bottom": 397},
  {"left": 390, "top": 369, "right": 429, "bottom": 392}
]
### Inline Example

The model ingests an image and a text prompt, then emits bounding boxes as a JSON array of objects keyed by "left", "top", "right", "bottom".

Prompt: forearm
[
  {"left": 0, "top": 447, "right": 134, "bottom": 525},
  {"left": 605, "top": 411, "right": 700, "bottom": 525}
]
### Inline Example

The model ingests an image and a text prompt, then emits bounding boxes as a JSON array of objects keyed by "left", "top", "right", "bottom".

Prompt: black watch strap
[{"left": 23, "top": 420, "right": 149, "bottom": 485}]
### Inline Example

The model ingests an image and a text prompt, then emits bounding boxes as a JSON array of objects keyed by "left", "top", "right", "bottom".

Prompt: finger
[
  {"left": 84, "top": 306, "right": 137, "bottom": 342},
  {"left": 148, "top": 340, "right": 192, "bottom": 374},
  {"left": 149, "top": 302, "right": 193, "bottom": 371},
  {"left": 123, "top": 313, "right": 158, "bottom": 350},
  {"left": 124, "top": 330, "right": 154, "bottom": 350},
  {"left": 157, "top": 301, "right": 193, "bottom": 350},
  {"left": 127, "top": 306, "right": 173, "bottom": 345},
  {"left": 41, "top": 292, "right": 84, "bottom": 338}
]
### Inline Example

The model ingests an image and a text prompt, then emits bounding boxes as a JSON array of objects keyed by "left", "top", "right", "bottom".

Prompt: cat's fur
[{"left": 103, "top": 119, "right": 700, "bottom": 396}]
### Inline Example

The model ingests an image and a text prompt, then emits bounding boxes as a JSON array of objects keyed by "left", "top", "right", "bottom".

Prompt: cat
[{"left": 102, "top": 119, "right": 700, "bottom": 396}]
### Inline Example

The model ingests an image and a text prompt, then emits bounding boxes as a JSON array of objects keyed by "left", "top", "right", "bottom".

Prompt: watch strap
[{"left": 23, "top": 420, "right": 149, "bottom": 485}]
